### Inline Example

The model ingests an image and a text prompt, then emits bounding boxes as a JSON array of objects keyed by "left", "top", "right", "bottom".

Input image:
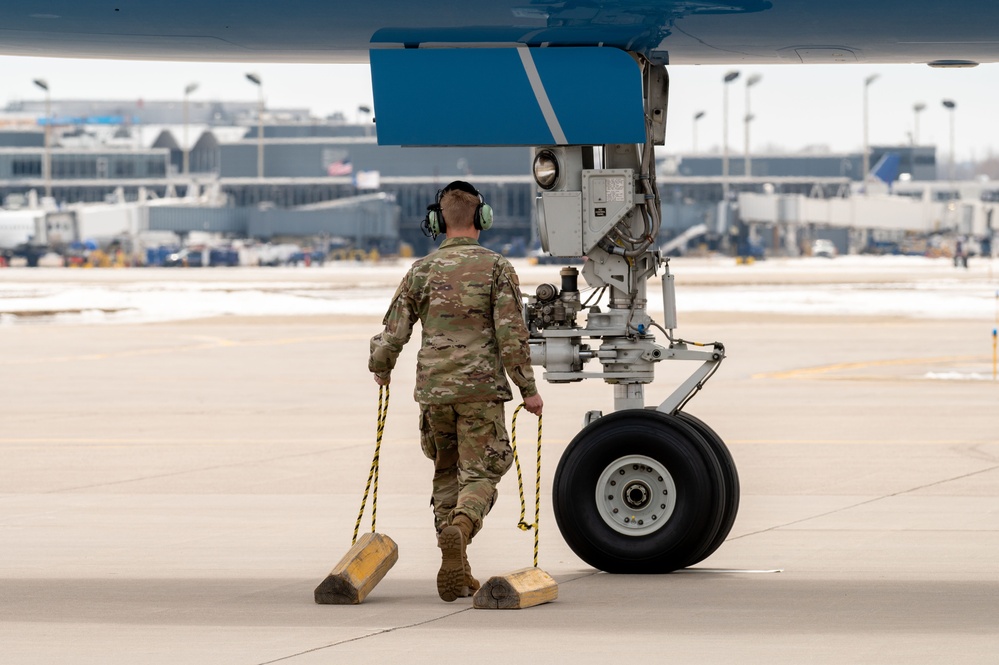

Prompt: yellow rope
[
  {"left": 510, "top": 403, "right": 543, "bottom": 567},
  {"left": 352, "top": 384, "right": 389, "bottom": 545}
]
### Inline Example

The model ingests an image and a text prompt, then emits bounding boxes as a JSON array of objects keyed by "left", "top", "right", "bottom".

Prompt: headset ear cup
[
  {"left": 478, "top": 203, "right": 493, "bottom": 231},
  {"left": 427, "top": 208, "right": 444, "bottom": 236}
]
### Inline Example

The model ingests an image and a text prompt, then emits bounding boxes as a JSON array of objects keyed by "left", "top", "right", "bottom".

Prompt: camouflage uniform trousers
[{"left": 419, "top": 401, "right": 513, "bottom": 539}]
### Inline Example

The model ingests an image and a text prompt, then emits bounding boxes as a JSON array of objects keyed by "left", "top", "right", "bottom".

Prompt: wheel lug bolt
[
  {"left": 638, "top": 520, "right": 644, "bottom": 525},
  {"left": 661, "top": 504, "right": 666, "bottom": 509},
  {"left": 613, "top": 508, "right": 618, "bottom": 514},
  {"left": 662, "top": 490, "right": 668, "bottom": 495},
  {"left": 652, "top": 515, "right": 657, "bottom": 520},
  {"left": 632, "top": 464, "right": 638, "bottom": 470},
  {"left": 658, "top": 476, "right": 663, "bottom": 481},
  {"left": 619, "top": 469, "right": 625, "bottom": 475},
  {"left": 624, "top": 517, "right": 630, "bottom": 523},
  {"left": 610, "top": 480, "right": 616, "bottom": 486},
  {"left": 608, "top": 495, "right": 614, "bottom": 500}
]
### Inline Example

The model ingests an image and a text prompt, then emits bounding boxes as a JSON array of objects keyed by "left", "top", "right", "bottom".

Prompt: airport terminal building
[{"left": 5, "top": 98, "right": 993, "bottom": 259}]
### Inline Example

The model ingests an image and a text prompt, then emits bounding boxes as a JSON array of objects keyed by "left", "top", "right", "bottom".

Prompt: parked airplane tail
[{"left": 871, "top": 152, "right": 902, "bottom": 185}]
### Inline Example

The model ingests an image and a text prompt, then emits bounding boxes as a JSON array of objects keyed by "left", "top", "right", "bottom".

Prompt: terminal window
[{"left": 12, "top": 158, "right": 42, "bottom": 176}]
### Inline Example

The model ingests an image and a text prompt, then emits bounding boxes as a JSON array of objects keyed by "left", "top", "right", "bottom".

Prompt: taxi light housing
[{"left": 533, "top": 150, "right": 560, "bottom": 190}]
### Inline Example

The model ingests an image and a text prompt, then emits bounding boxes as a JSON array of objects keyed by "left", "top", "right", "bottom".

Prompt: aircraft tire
[
  {"left": 674, "top": 412, "right": 740, "bottom": 567},
  {"left": 552, "top": 409, "right": 726, "bottom": 573}
]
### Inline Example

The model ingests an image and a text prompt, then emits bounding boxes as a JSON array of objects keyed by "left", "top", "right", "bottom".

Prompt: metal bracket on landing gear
[{"left": 656, "top": 343, "right": 725, "bottom": 415}]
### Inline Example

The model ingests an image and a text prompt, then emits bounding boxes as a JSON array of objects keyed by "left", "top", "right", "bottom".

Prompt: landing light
[{"left": 533, "top": 150, "right": 559, "bottom": 190}]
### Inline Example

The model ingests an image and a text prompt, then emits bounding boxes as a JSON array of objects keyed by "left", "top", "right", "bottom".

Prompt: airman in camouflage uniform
[{"left": 369, "top": 181, "right": 543, "bottom": 601}]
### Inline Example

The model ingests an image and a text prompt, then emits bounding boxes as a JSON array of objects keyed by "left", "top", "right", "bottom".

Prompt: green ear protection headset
[{"left": 422, "top": 180, "right": 494, "bottom": 240}]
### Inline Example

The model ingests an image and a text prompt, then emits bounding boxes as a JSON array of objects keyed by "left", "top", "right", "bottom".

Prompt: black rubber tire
[
  {"left": 674, "top": 412, "right": 740, "bottom": 567},
  {"left": 552, "top": 409, "right": 726, "bottom": 573}
]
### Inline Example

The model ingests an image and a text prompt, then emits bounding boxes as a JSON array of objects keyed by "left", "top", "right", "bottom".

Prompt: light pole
[
  {"left": 722, "top": 70, "right": 740, "bottom": 202},
  {"left": 862, "top": 73, "right": 879, "bottom": 189},
  {"left": 692, "top": 110, "right": 705, "bottom": 153},
  {"left": 358, "top": 104, "right": 372, "bottom": 137},
  {"left": 182, "top": 82, "right": 198, "bottom": 176},
  {"left": 744, "top": 73, "right": 761, "bottom": 177},
  {"left": 33, "top": 78, "right": 51, "bottom": 199},
  {"left": 245, "top": 73, "right": 264, "bottom": 178},
  {"left": 942, "top": 99, "right": 956, "bottom": 182},
  {"left": 912, "top": 102, "right": 926, "bottom": 145}
]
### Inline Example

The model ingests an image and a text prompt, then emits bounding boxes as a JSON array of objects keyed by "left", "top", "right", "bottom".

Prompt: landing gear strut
[{"left": 528, "top": 54, "right": 739, "bottom": 572}]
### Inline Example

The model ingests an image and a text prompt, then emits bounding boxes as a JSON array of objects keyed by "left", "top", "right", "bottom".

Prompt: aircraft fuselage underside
[{"left": 0, "top": 1, "right": 998, "bottom": 66}]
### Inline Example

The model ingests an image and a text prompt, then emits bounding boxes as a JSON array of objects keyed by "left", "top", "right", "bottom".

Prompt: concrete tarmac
[{"left": 1, "top": 261, "right": 998, "bottom": 664}]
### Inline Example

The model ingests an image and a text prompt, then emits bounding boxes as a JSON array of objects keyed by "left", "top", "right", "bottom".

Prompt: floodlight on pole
[
  {"left": 744, "top": 73, "right": 762, "bottom": 177},
  {"left": 33, "top": 78, "right": 52, "bottom": 199},
  {"left": 862, "top": 73, "right": 879, "bottom": 190},
  {"left": 942, "top": 99, "right": 957, "bottom": 182},
  {"left": 692, "top": 111, "right": 705, "bottom": 153},
  {"left": 358, "top": 104, "right": 372, "bottom": 136},
  {"left": 912, "top": 102, "right": 926, "bottom": 145},
  {"left": 722, "top": 70, "right": 740, "bottom": 203},
  {"left": 183, "top": 82, "right": 199, "bottom": 176},
  {"left": 246, "top": 72, "right": 264, "bottom": 178}
]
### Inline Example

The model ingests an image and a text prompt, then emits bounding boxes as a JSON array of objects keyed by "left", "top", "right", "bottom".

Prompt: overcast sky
[{"left": 1, "top": 55, "right": 996, "bottom": 162}]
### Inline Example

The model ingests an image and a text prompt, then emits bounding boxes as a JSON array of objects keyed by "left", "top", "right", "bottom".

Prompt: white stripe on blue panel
[{"left": 517, "top": 46, "right": 567, "bottom": 145}]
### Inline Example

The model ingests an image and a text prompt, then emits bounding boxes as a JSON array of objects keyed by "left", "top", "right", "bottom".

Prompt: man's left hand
[{"left": 523, "top": 393, "right": 543, "bottom": 416}]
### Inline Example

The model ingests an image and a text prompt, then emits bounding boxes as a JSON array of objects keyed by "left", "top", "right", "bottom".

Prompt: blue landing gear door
[{"left": 370, "top": 47, "right": 646, "bottom": 147}]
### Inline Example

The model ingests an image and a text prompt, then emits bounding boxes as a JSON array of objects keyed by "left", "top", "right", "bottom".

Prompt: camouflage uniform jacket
[{"left": 369, "top": 237, "right": 538, "bottom": 404}]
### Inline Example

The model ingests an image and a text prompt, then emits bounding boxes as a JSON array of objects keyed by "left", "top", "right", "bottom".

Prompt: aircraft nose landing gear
[{"left": 527, "top": 55, "right": 739, "bottom": 573}]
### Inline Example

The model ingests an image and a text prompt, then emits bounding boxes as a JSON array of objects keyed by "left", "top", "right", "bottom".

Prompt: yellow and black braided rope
[
  {"left": 352, "top": 384, "right": 389, "bottom": 545},
  {"left": 511, "top": 403, "right": 543, "bottom": 567}
]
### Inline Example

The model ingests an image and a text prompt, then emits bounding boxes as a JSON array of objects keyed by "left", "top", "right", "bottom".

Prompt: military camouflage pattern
[
  {"left": 368, "top": 237, "right": 535, "bottom": 538},
  {"left": 420, "top": 401, "right": 513, "bottom": 537},
  {"left": 369, "top": 237, "right": 537, "bottom": 404}
]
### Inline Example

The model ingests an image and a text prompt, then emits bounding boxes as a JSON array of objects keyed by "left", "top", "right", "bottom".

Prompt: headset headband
[
  {"left": 441, "top": 180, "right": 481, "bottom": 198},
  {"left": 422, "top": 180, "right": 492, "bottom": 240}
]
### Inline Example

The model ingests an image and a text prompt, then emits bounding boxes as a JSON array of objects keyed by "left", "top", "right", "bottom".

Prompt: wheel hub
[
  {"left": 623, "top": 480, "right": 650, "bottom": 509},
  {"left": 596, "top": 455, "right": 676, "bottom": 536}
]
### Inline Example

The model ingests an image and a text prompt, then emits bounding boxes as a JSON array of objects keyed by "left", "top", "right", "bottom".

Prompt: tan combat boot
[
  {"left": 452, "top": 515, "right": 479, "bottom": 598},
  {"left": 461, "top": 564, "right": 480, "bottom": 598},
  {"left": 437, "top": 514, "right": 475, "bottom": 602}
]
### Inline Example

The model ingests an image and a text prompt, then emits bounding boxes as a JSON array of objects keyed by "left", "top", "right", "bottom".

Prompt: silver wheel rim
[{"left": 595, "top": 455, "right": 676, "bottom": 536}]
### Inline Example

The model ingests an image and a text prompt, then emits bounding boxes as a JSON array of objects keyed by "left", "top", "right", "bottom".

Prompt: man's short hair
[{"left": 441, "top": 189, "right": 480, "bottom": 231}]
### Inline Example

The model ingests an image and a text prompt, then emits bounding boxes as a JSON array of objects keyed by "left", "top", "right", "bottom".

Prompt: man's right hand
[{"left": 523, "top": 393, "right": 543, "bottom": 416}]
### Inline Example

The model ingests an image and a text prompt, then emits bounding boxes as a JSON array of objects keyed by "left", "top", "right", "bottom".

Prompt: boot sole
[{"left": 437, "top": 526, "right": 466, "bottom": 602}]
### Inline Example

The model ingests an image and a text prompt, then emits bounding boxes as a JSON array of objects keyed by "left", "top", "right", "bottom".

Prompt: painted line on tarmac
[
  {"left": 0, "top": 333, "right": 367, "bottom": 366},
  {"left": 0, "top": 437, "right": 379, "bottom": 446},
  {"left": 729, "top": 438, "right": 996, "bottom": 445},
  {"left": 676, "top": 568, "right": 783, "bottom": 574},
  {"left": 729, "top": 462, "right": 999, "bottom": 542},
  {"left": 0, "top": 437, "right": 571, "bottom": 451},
  {"left": 31, "top": 446, "right": 369, "bottom": 493},
  {"left": 753, "top": 354, "right": 984, "bottom": 380},
  {"left": 257, "top": 607, "right": 472, "bottom": 664}
]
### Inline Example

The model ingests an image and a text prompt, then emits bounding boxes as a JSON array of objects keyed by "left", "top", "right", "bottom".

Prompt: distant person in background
[{"left": 955, "top": 237, "right": 969, "bottom": 268}]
